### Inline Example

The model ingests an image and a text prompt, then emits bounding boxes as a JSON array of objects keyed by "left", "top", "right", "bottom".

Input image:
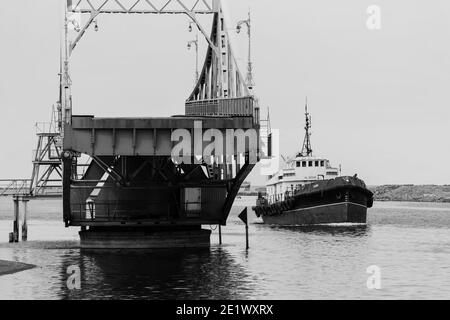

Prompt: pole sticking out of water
[
  {"left": 238, "top": 208, "right": 249, "bottom": 250},
  {"left": 219, "top": 225, "right": 222, "bottom": 245},
  {"left": 13, "top": 196, "right": 19, "bottom": 243},
  {"left": 22, "top": 198, "right": 29, "bottom": 241},
  {"left": 245, "top": 224, "right": 249, "bottom": 251}
]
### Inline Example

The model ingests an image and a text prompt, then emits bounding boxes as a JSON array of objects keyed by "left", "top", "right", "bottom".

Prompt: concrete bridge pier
[
  {"left": 11, "top": 196, "right": 20, "bottom": 243},
  {"left": 79, "top": 226, "right": 212, "bottom": 249},
  {"left": 21, "top": 198, "right": 29, "bottom": 241},
  {"left": 8, "top": 196, "right": 30, "bottom": 243}
]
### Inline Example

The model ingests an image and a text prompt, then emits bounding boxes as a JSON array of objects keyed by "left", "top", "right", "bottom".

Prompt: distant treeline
[{"left": 370, "top": 185, "right": 450, "bottom": 203}]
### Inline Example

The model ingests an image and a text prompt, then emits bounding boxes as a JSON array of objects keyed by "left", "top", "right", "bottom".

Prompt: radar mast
[{"left": 299, "top": 97, "right": 313, "bottom": 157}]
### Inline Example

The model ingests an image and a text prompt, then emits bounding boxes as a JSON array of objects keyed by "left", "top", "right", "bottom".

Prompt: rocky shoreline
[{"left": 370, "top": 185, "right": 450, "bottom": 203}]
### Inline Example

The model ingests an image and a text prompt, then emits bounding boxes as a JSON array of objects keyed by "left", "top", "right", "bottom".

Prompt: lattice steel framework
[
  {"left": 60, "top": 0, "right": 250, "bottom": 131},
  {"left": 58, "top": 0, "right": 258, "bottom": 225}
]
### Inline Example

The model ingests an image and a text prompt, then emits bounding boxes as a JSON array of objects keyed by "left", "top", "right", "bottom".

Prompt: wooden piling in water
[
  {"left": 245, "top": 224, "right": 249, "bottom": 250},
  {"left": 21, "top": 198, "right": 29, "bottom": 241},
  {"left": 13, "top": 196, "right": 19, "bottom": 242}
]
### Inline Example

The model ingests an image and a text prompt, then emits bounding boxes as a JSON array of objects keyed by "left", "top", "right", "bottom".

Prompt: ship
[{"left": 252, "top": 102, "right": 373, "bottom": 225}]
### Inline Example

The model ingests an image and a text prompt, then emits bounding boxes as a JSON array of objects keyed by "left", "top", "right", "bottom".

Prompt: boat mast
[{"left": 300, "top": 97, "right": 313, "bottom": 157}]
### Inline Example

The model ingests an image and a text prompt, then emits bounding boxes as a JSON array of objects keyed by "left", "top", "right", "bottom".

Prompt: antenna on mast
[
  {"left": 299, "top": 97, "right": 313, "bottom": 157},
  {"left": 57, "top": 22, "right": 64, "bottom": 133}
]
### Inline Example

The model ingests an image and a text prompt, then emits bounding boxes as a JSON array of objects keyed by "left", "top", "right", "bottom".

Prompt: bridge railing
[
  {"left": 31, "top": 148, "right": 61, "bottom": 161},
  {"left": 70, "top": 201, "right": 180, "bottom": 223},
  {"left": 69, "top": 200, "right": 218, "bottom": 224},
  {"left": 185, "top": 96, "right": 257, "bottom": 118},
  {"left": 0, "top": 180, "right": 31, "bottom": 197},
  {"left": 35, "top": 122, "right": 58, "bottom": 135}
]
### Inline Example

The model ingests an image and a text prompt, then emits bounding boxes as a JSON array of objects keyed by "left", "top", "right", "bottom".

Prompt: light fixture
[
  {"left": 71, "top": 20, "right": 81, "bottom": 32},
  {"left": 94, "top": 20, "right": 99, "bottom": 32}
]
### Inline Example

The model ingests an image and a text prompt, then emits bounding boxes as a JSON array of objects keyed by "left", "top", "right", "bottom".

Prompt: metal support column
[
  {"left": 22, "top": 198, "right": 29, "bottom": 241},
  {"left": 13, "top": 196, "right": 20, "bottom": 242}
]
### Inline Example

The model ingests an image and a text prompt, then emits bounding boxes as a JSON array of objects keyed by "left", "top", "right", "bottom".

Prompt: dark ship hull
[{"left": 253, "top": 176, "right": 373, "bottom": 225}]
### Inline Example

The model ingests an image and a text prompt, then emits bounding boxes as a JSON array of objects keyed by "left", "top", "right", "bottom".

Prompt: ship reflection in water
[{"left": 265, "top": 224, "right": 369, "bottom": 237}]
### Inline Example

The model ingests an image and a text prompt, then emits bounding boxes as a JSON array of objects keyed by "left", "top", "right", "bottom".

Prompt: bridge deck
[{"left": 64, "top": 115, "right": 257, "bottom": 157}]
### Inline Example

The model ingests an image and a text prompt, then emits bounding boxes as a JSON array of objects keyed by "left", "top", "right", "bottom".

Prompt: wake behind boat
[{"left": 253, "top": 102, "right": 373, "bottom": 225}]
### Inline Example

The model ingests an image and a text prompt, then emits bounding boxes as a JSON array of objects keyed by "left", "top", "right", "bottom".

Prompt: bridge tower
[
  {"left": 59, "top": 0, "right": 261, "bottom": 248},
  {"left": 29, "top": 108, "right": 63, "bottom": 197}
]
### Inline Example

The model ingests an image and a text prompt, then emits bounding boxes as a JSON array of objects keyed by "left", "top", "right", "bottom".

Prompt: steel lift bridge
[{"left": 55, "top": 0, "right": 261, "bottom": 248}]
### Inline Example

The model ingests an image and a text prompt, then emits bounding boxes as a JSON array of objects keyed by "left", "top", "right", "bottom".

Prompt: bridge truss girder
[
  {"left": 69, "top": 0, "right": 218, "bottom": 14},
  {"left": 62, "top": 0, "right": 250, "bottom": 127}
]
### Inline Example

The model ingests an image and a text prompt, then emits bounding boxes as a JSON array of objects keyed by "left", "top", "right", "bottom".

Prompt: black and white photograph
[{"left": 0, "top": 0, "right": 449, "bottom": 307}]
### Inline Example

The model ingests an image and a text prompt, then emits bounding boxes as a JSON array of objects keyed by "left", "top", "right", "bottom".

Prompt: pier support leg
[
  {"left": 219, "top": 225, "right": 222, "bottom": 245},
  {"left": 21, "top": 199, "right": 29, "bottom": 241},
  {"left": 13, "top": 196, "right": 19, "bottom": 243},
  {"left": 79, "top": 226, "right": 211, "bottom": 249}
]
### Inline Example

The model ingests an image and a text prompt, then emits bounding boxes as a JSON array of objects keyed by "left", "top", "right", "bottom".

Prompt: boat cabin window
[
  {"left": 320, "top": 161, "right": 325, "bottom": 167},
  {"left": 302, "top": 161, "right": 307, "bottom": 167},
  {"left": 308, "top": 161, "right": 313, "bottom": 167},
  {"left": 315, "top": 161, "right": 319, "bottom": 167},
  {"left": 296, "top": 161, "right": 301, "bottom": 167},
  {"left": 284, "top": 172, "right": 295, "bottom": 177}
]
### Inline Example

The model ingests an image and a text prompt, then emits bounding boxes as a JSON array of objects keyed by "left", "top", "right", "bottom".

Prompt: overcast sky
[{"left": 0, "top": 0, "right": 449, "bottom": 185}]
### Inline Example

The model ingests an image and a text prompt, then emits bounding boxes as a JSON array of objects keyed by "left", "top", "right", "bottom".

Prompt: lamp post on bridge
[{"left": 236, "top": 10, "right": 255, "bottom": 92}]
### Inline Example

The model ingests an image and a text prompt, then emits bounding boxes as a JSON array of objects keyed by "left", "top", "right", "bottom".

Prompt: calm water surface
[{"left": 0, "top": 197, "right": 449, "bottom": 300}]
